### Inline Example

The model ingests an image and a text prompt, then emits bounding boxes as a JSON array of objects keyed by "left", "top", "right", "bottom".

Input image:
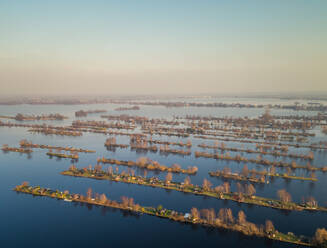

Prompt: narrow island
[
  {"left": 194, "top": 135, "right": 327, "bottom": 151},
  {"left": 19, "top": 139, "right": 95, "bottom": 153},
  {"left": 29, "top": 128, "right": 83, "bottom": 137},
  {"left": 97, "top": 157, "right": 198, "bottom": 175},
  {"left": 14, "top": 182, "right": 327, "bottom": 247},
  {"left": 61, "top": 165, "right": 326, "bottom": 212},
  {"left": 114, "top": 105, "right": 140, "bottom": 111},
  {"left": 75, "top": 109, "right": 107, "bottom": 117},
  {"left": 198, "top": 142, "right": 315, "bottom": 160},
  {"left": 1, "top": 144, "right": 33, "bottom": 154},
  {"left": 209, "top": 165, "right": 317, "bottom": 183},
  {"left": 0, "top": 113, "right": 67, "bottom": 121},
  {"left": 195, "top": 151, "right": 327, "bottom": 172},
  {"left": 46, "top": 151, "right": 79, "bottom": 160},
  {"left": 104, "top": 137, "right": 129, "bottom": 149}
]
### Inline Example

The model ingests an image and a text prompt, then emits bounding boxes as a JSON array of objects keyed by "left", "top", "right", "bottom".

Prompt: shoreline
[
  {"left": 13, "top": 184, "right": 313, "bottom": 247},
  {"left": 61, "top": 169, "right": 326, "bottom": 213}
]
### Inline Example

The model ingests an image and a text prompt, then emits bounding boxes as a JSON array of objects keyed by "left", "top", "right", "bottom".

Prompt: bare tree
[
  {"left": 202, "top": 178, "right": 212, "bottom": 191},
  {"left": 200, "top": 209, "right": 210, "bottom": 222},
  {"left": 172, "top": 164, "right": 181, "bottom": 170},
  {"left": 222, "top": 166, "right": 231, "bottom": 174},
  {"left": 269, "top": 166, "right": 276, "bottom": 174},
  {"left": 218, "top": 208, "right": 234, "bottom": 224},
  {"left": 265, "top": 220, "right": 275, "bottom": 233},
  {"left": 208, "top": 208, "right": 216, "bottom": 223},
  {"left": 226, "top": 208, "right": 234, "bottom": 224},
  {"left": 22, "top": 181, "right": 29, "bottom": 187},
  {"left": 214, "top": 185, "right": 224, "bottom": 194},
  {"left": 137, "top": 157, "right": 148, "bottom": 166},
  {"left": 121, "top": 196, "right": 129, "bottom": 207},
  {"left": 223, "top": 182, "right": 230, "bottom": 193},
  {"left": 165, "top": 172, "right": 173, "bottom": 183},
  {"left": 308, "top": 151, "right": 314, "bottom": 160},
  {"left": 184, "top": 176, "right": 191, "bottom": 186},
  {"left": 86, "top": 188, "right": 92, "bottom": 200},
  {"left": 245, "top": 184, "right": 256, "bottom": 196},
  {"left": 314, "top": 228, "right": 327, "bottom": 245},
  {"left": 191, "top": 207, "right": 200, "bottom": 219},
  {"left": 236, "top": 182, "right": 243, "bottom": 194},
  {"left": 128, "top": 197, "right": 134, "bottom": 207},
  {"left": 238, "top": 210, "right": 246, "bottom": 225},
  {"left": 305, "top": 196, "right": 318, "bottom": 208},
  {"left": 241, "top": 164, "right": 249, "bottom": 177},
  {"left": 277, "top": 189, "right": 292, "bottom": 203},
  {"left": 100, "top": 193, "right": 108, "bottom": 204}
]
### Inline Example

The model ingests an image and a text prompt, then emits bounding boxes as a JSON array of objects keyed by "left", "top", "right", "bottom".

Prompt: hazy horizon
[{"left": 1, "top": 0, "right": 326, "bottom": 95}]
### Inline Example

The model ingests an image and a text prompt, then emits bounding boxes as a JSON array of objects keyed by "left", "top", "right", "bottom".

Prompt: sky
[{"left": 0, "top": 0, "right": 326, "bottom": 96}]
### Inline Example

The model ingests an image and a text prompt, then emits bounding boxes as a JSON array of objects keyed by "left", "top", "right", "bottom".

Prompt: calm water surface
[{"left": 0, "top": 100, "right": 326, "bottom": 248}]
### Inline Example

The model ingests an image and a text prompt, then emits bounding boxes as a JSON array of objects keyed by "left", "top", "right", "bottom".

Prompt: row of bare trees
[
  {"left": 196, "top": 150, "right": 327, "bottom": 172},
  {"left": 199, "top": 141, "right": 314, "bottom": 160},
  {"left": 82, "top": 188, "right": 141, "bottom": 210},
  {"left": 190, "top": 206, "right": 275, "bottom": 236},
  {"left": 202, "top": 178, "right": 255, "bottom": 196}
]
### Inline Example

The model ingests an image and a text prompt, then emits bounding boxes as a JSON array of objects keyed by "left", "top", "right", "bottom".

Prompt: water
[{"left": 0, "top": 100, "right": 326, "bottom": 248}]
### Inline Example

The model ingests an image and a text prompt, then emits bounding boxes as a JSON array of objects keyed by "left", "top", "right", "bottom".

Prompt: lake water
[{"left": 0, "top": 99, "right": 326, "bottom": 248}]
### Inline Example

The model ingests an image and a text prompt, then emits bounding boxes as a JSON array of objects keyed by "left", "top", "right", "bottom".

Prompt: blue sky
[{"left": 0, "top": 0, "right": 326, "bottom": 95}]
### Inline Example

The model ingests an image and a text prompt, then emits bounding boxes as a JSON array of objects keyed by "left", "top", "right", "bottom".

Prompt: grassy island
[
  {"left": 195, "top": 151, "right": 327, "bottom": 172},
  {"left": 267, "top": 173, "right": 317, "bottom": 181},
  {"left": 148, "top": 138, "right": 192, "bottom": 147},
  {"left": 209, "top": 167, "right": 317, "bottom": 183},
  {"left": 104, "top": 137, "right": 129, "bottom": 149},
  {"left": 1, "top": 145, "right": 33, "bottom": 153},
  {"left": 75, "top": 109, "right": 107, "bottom": 117},
  {"left": 159, "top": 146, "right": 191, "bottom": 156},
  {"left": 129, "top": 136, "right": 192, "bottom": 154},
  {"left": 29, "top": 128, "right": 82, "bottom": 137},
  {"left": 0, "top": 113, "right": 67, "bottom": 121},
  {"left": 209, "top": 170, "right": 266, "bottom": 183},
  {"left": 61, "top": 166, "right": 326, "bottom": 212},
  {"left": 97, "top": 157, "right": 198, "bottom": 175},
  {"left": 198, "top": 143, "right": 314, "bottom": 160},
  {"left": 46, "top": 152, "right": 78, "bottom": 160},
  {"left": 130, "top": 144, "right": 158, "bottom": 152},
  {"left": 114, "top": 105, "right": 140, "bottom": 111},
  {"left": 72, "top": 120, "right": 136, "bottom": 130},
  {"left": 14, "top": 182, "right": 322, "bottom": 247},
  {"left": 142, "top": 130, "right": 190, "bottom": 138},
  {"left": 19, "top": 140, "right": 95, "bottom": 153},
  {"left": 194, "top": 135, "right": 327, "bottom": 151}
]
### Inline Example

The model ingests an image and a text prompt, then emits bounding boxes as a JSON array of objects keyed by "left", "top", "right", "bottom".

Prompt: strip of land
[
  {"left": 14, "top": 183, "right": 314, "bottom": 247},
  {"left": 20, "top": 140, "right": 95, "bottom": 153},
  {"left": 209, "top": 169, "right": 317, "bottom": 183},
  {"left": 61, "top": 167, "right": 326, "bottom": 212},
  {"left": 47, "top": 152, "right": 78, "bottom": 160}
]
